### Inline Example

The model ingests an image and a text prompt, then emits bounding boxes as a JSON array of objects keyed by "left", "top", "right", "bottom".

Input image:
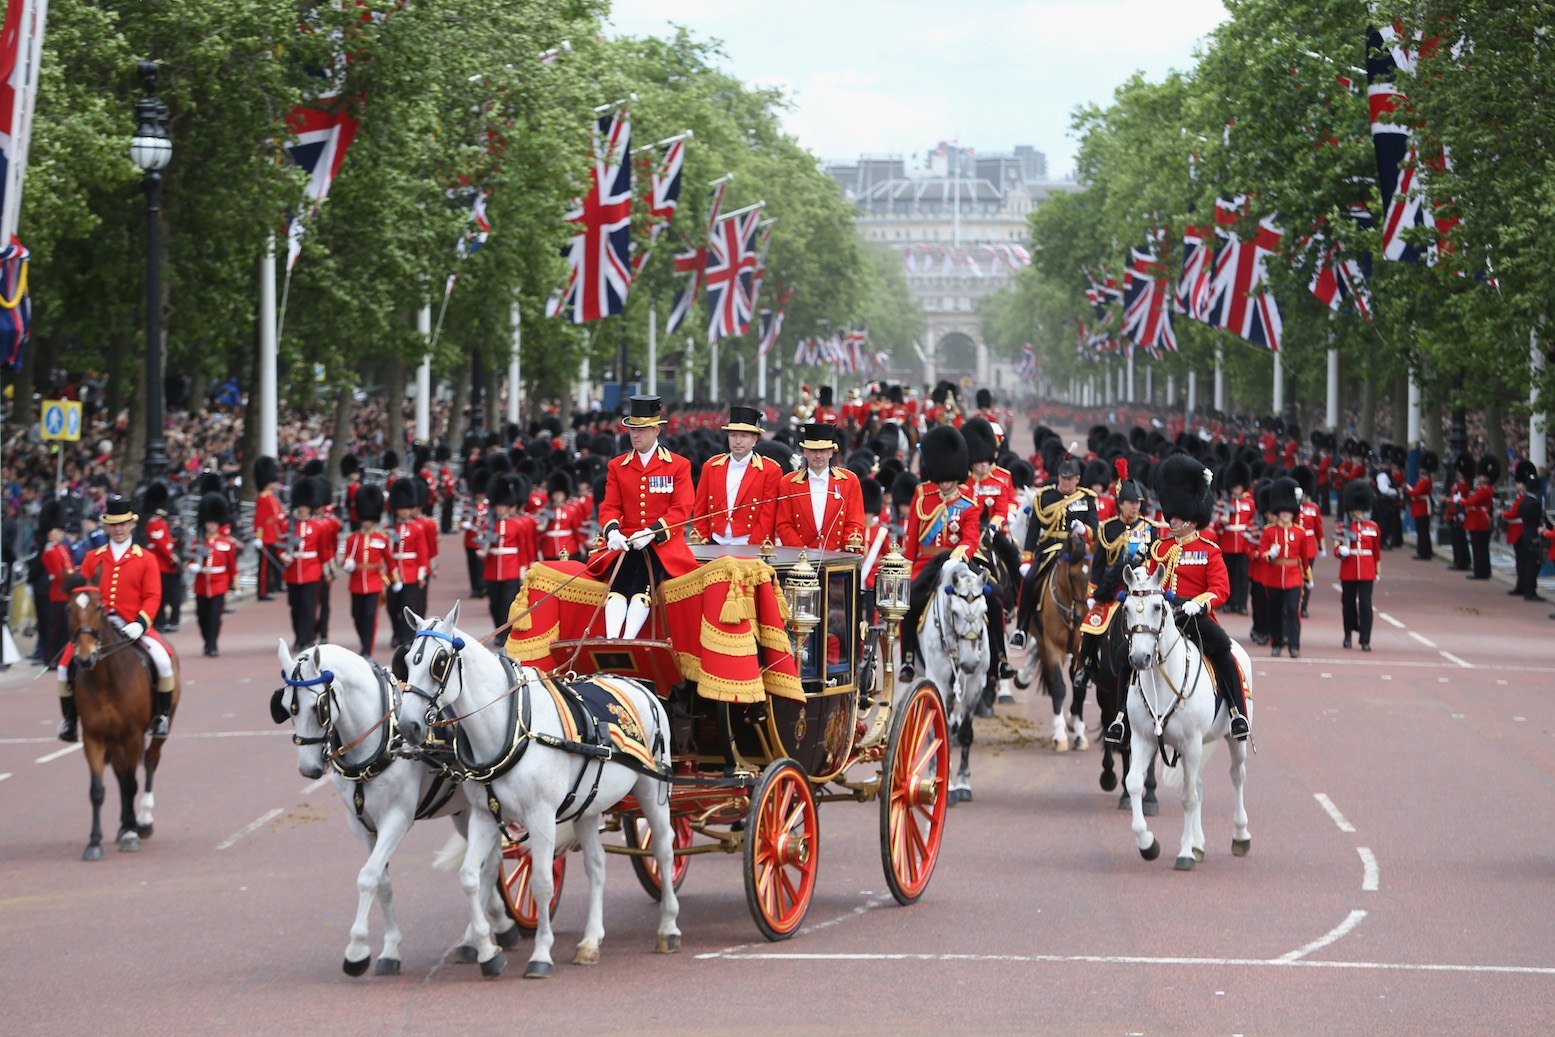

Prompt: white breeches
[{"left": 58, "top": 636, "right": 174, "bottom": 682}]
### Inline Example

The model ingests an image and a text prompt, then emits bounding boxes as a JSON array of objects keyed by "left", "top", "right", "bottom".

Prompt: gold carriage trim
[
  {"left": 529, "top": 567, "right": 609, "bottom": 606},
  {"left": 673, "top": 651, "right": 766, "bottom": 704},
  {"left": 506, "top": 623, "right": 561, "bottom": 665},
  {"left": 755, "top": 620, "right": 792, "bottom": 656},
  {"left": 699, "top": 616, "right": 759, "bottom": 657}
]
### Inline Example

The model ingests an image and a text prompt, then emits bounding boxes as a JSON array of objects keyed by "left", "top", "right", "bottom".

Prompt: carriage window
[{"left": 825, "top": 569, "right": 855, "bottom": 678}]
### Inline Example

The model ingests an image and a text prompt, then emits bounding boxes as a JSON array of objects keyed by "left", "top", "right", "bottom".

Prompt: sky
[{"left": 605, "top": 0, "right": 1230, "bottom": 179}]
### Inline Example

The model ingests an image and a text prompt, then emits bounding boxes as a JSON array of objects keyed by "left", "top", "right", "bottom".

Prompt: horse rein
[{"left": 1122, "top": 588, "right": 1208, "bottom": 767}]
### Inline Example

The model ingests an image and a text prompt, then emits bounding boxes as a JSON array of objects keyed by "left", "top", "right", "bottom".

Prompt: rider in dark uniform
[{"left": 1010, "top": 453, "right": 1098, "bottom": 648}]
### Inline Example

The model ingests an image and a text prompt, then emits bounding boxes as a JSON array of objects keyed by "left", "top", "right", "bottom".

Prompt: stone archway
[{"left": 936, "top": 332, "right": 978, "bottom": 377}]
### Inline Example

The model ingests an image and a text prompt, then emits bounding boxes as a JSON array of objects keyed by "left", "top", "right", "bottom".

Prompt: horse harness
[
  {"left": 932, "top": 566, "right": 986, "bottom": 652},
  {"left": 1122, "top": 589, "right": 1209, "bottom": 770}
]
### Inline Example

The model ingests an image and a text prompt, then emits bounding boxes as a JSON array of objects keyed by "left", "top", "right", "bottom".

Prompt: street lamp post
[{"left": 130, "top": 60, "right": 172, "bottom": 485}]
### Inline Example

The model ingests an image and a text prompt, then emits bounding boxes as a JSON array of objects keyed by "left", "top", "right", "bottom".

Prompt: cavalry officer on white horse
[
  {"left": 1121, "top": 454, "right": 1248, "bottom": 745},
  {"left": 1010, "top": 452, "right": 1098, "bottom": 650},
  {"left": 583, "top": 394, "right": 698, "bottom": 640},
  {"left": 56, "top": 495, "right": 179, "bottom": 742},
  {"left": 898, "top": 425, "right": 982, "bottom": 682},
  {"left": 1075, "top": 475, "right": 1159, "bottom": 743}
]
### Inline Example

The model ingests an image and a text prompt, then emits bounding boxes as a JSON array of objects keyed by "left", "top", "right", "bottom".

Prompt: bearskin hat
[
  {"left": 918, "top": 425, "right": 970, "bottom": 485},
  {"left": 961, "top": 417, "right": 999, "bottom": 466},
  {"left": 486, "top": 451, "right": 512, "bottom": 476},
  {"left": 487, "top": 474, "right": 521, "bottom": 509},
  {"left": 290, "top": 476, "right": 324, "bottom": 512},
  {"left": 1153, "top": 453, "right": 1215, "bottom": 527},
  {"left": 818, "top": 385, "right": 834, "bottom": 407},
  {"left": 891, "top": 469, "right": 919, "bottom": 504},
  {"left": 339, "top": 454, "right": 359, "bottom": 479},
  {"left": 302, "top": 458, "right": 325, "bottom": 479},
  {"left": 1477, "top": 454, "right": 1502, "bottom": 484},
  {"left": 1224, "top": 458, "right": 1253, "bottom": 492},
  {"left": 255, "top": 455, "right": 280, "bottom": 488},
  {"left": 387, "top": 478, "right": 418, "bottom": 512},
  {"left": 381, "top": 449, "right": 400, "bottom": 471},
  {"left": 887, "top": 384, "right": 904, "bottom": 404},
  {"left": 1032, "top": 425, "right": 1054, "bottom": 451},
  {"left": 1253, "top": 479, "right": 1273, "bottom": 516},
  {"left": 1268, "top": 476, "right": 1302, "bottom": 516},
  {"left": 1103, "top": 431, "right": 1130, "bottom": 459},
  {"left": 1514, "top": 458, "right": 1538, "bottom": 486},
  {"left": 1454, "top": 452, "right": 1475, "bottom": 480},
  {"left": 547, "top": 470, "right": 575, "bottom": 498},
  {"left": 975, "top": 388, "right": 993, "bottom": 410},
  {"left": 38, "top": 497, "right": 66, "bottom": 531},
  {"left": 753, "top": 439, "right": 795, "bottom": 472},
  {"left": 860, "top": 476, "right": 884, "bottom": 515},
  {"left": 878, "top": 455, "right": 905, "bottom": 485},
  {"left": 1087, "top": 424, "right": 1110, "bottom": 454},
  {"left": 1418, "top": 450, "right": 1439, "bottom": 474},
  {"left": 410, "top": 444, "right": 430, "bottom": 470},
  {"left": 434, "top": 443, "right": 451, "bottom": 463},
  {"left": 930, "top": 380, "right": 957, "bottom": 406},
  {"left": 1340, "top": 477, "right": 1374, "bottom": 515},
  {"left": 1079, "top": 458, "right": 1108, "bottom": 489},
  {"left": 513, "top": 473, "right": 533, "bottom": 505},
  {"left": 142, "top": 481, "right": 173, "bottom": 514},
  {"left": 1292, "top": 464, "right": 1317, "bottom": 501},
  {"left": 195, "top": 470, "right": 226, "bottom": 496},
  {"left": 197, "top": 492, "right": 230, "bottom": 528}
]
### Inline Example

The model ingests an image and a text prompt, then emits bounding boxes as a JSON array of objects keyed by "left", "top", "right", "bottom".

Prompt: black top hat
[
  {"left": 919, "top": 425, "right": 970, "bottom": 485},
  {"left": 101, "top": 495, "right": 138, "bottom": 525},
  {"left": 621, "top": 394, "right": 666, "bottom": 429},
  {"left": 798, "top": 423, "right": 840, "bottom": 451},
  {"left": 722, "top": 405, "right": 763, "bottom": 435}
]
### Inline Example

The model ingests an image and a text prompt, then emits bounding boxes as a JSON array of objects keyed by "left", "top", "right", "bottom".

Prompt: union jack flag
[
  {"left": 1203, "top": 197, "right": 1284, "bottom": 352},
  {"left": 283, "top": 99, "right": 360, "bottom": 271},
  {"left": 665, "top": 176, "right": 728, "bottom": 334},
  {"left": 552, "top": 105, "right": 632, "bottom": 324},
  {"left": 1175, "top": 221, "right": 1212, "bottom": 321},
  {"left": 0, "top": 240, "right": 30, "bottom": 373},
  {"left": 704, "top": 209, "right": 760, "bottom": 342},
  {"left": 1367, "top": 22, "right": 1457, "bottom": 265},
  {"left": 0, "top": 0, "right": 46, "bottom": 243},
  {"left": 747, "top": 218, "right": 776, "bottom": 314},
  {"left": 1308, "top": 239, "right": 1372, "bottom": 320},
  {"left": 455, "top": 187, "right": 491, "bottom": 258},
  {"left": 631, "top": 136, "right": 684, "bottom": 275},
  {"left": 758, "top": 286, "right": 790, "bottom": 359},
  {"left": 1122, "top": 242, "right": 1177, "bottom": 354}
]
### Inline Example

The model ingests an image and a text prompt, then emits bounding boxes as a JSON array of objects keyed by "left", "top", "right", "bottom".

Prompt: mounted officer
[{"left": 1010, "top": 450, "right": 1098, "bottom": 649}]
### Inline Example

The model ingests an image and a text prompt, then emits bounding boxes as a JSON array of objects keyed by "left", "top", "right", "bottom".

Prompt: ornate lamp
[
  {"left": 783, "top": 549, "right": 822, "bottom": 663},
  {"left": 874, "top": 540, "right": 911, "bottom": 622}
]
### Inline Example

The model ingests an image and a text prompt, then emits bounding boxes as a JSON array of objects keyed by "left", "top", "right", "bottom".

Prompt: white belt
[
  {"left": 544, "top": 529, "right": 574, "bottom": 538},
  {"left": 490, "top": 547, "right": 519, "bottom": 555},
  {"left": 198, "top": 566, "right": 227, "bottom": 575},
  {"left": 293, "top": 551, "right": 317, "bottom": 559}
]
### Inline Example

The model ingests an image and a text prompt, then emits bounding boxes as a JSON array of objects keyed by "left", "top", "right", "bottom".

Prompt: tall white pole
[
  {"left": 1165, "top": 372, "right": 1173, "bottom": 406},
  {"left": 415, "top": 305, "right": 432, "bottom": 442},
  {"left": 1145, "top": 366, "right": 1154, "bottom": 405},
  {"left": 710, "top": 338, "right": 720, "bottom": 401},
  {"left": 259, "top": 234, "right": 278, "bottom": 458},
  {"left": 1406, "top": 366, "right": 1422, "bottom": 448},
  {"left": 1126, "top": 350, "right": 1135, "bottom": 403},
  {"left": 646, "top": 303, "right": 658, "bottom": 396},
  {"left": 578, "top": 357, "right": 590, "bottom": 412},
  {"left": 1531, "top": 327, "right": 1548, "bottom": 473},
  {"left": 1272, "top": 351, "right": 1284, "bottom": 415},
  {"left": 684, "top": 336, "right": 694, "bottom": 403},
  {"left": 507, "top": 300, "right": 521, "bottom": 427},
  {"left": 1214, "top": 345, "right": 1225, "bottom": 412},
  {"left": 757, "top": 344, "right": 768, "bottom": 402},
  {"left": 1326, "top": 346, "right": 1340, "bottom": 431}
]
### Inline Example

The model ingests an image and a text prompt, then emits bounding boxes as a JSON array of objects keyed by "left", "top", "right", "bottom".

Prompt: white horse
[
  {"left": 397, "top": 603, "right": 680, "bottom": 979},
  {"left": 1118, "top": 565, "right": 1251, "bottom": 869},
  {"left": 272, "top": 642, "right": 519, "bottom": 976},
  {"left": 1005, "top": 487, "right": 1041, "bottom": 693},
  {"left": 917, "top": 559, "right": 991, "bottom": 804}
]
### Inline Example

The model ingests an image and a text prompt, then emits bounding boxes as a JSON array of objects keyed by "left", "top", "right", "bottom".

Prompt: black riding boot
[
  {"left": 58, "top": 695, "right": 78, "bottom": 743},
  {"left": 149, "top": 690, "right": 172, "bottom": 740},
  {"left": 1210, "top": 649, "right": 1248, "bottom": 740}
]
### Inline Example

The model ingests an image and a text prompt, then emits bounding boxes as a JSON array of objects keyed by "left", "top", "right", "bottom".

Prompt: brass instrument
[{"left": 792, "top": 385, "right": 816, "bottom": 424}]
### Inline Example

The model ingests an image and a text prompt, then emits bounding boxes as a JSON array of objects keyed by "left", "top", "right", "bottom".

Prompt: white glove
[
  {"left": 1452, "top": 493, "right": 1462, "bottom": 504},
  {"left": 1264, "top": 546, "right": 1279, "bottom": 561},
  {"left": 251, "top": 539, "right": 262, "bottom": 551},
  {"left": 342, "top": 559, "right": 357, "bottom": 573},
  {"left": 1337, "top": 546, "right": 1351, "bottom": 557},
  {"left": 1086, "top": 597, "right": 1096, "bottom": 611},
  {"left": 185, "top": 563, "right": 200, "bottom": 575},
  {"left": 1068, "top": 519, "right": 1087, "bottom": 537},
  {"left": 628, "top": 528, "right": 655, "bottom": 550},
  {"left": 1179, "top": 599, "right": 1203, "bottom": 617},
  {"left": 121, "top": 621, "right": 145, "bottom": 641},
  {"left": 390, "top": 581, "right": 403, "bottom": 593},
  {"left": 607, "top": 529, "right": 628, "bottom": 552}
]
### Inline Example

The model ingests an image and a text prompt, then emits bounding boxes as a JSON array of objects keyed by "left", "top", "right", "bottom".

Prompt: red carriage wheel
[
  {"left": 743, "top": 759, "right": 820, "bottom": 941},
  {"left": 623, "top": 813, "right": 693, "bottom": 901},
  {"left": 880, "top": 679, "right": 949, "bottom": 905},
  {"left": 498, "top": 840, "right": 567, "bottom": 933}
]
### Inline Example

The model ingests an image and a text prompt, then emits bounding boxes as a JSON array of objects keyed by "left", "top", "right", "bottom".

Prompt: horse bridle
[
  {"left": 272, "top": 655, "right": 337, "bottom": 748},
  {"left": 404, "top": 628, "right": 467, "bottom": 730},
  {"left": 272, "top": 652, "right": 404, "bottom": 775},
  {"left": 1041, "top": 536, "right": 1088, "bottom": 629},
  {"left": 1122, "top": 586, "right": 1205, "bottom": 766},
  {"left": 936, "top": 568, "right": 986, "bottom": 645}
]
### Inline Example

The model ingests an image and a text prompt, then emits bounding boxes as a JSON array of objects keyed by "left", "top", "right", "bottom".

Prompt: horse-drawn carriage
[{"left": 492, "top": 542, "right": 950, "bottom": 942}]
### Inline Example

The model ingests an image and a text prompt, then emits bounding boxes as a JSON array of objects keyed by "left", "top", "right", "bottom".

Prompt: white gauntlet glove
[
  {"left": 390, "top": 580, "right": 403, "bottom": 593},
  {"left": 342, "top": 559, "right": 357, "bottom": 573},
  {"left": 606, "top": 529, "right": 628, "bottom": 552},
  {"left": 1337, "top": 546, "right": 1351, "bottom": 557},
  {"left": 121, "top": 620, "right": 145, "bottom": 641},
  {"left": 1179, "top": 599, "right": 1203, "bottom": 617},
  {"left": 627, "top": 528, "right": 656, "bottom": 551}
]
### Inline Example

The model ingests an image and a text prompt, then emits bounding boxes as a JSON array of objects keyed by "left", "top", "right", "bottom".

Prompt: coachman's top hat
[
  {"left": 101, "top": 495, "right": 138, "bottom": 525},
  {"left": 621, "top": 394, "right": 666, "bottom": 429},
  {"left": 722, "top": 405, "right": 763, "bottom": 435},
  {"left": 798, "top": 423, "right": 840, "bottom": 451}
]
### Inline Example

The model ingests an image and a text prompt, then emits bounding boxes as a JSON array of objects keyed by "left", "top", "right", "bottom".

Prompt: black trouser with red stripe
[
  {"left": 288, "top": 581, "right": 321, "bottom": 649},
  {"left": 466, "top": 547, "right": 486, "bottom": 597},
  {"left": 1176, "top": 610, "right": 1244, "bottom": 719},
  {"left": 1414, "top": 514, "right": 1433, "bottom": 559},
  {"left": 316, "top": 577, "right": 332, "bottom": 641},
  {"left": 351, "top": 592, "right": 380, "bottom": 655},
  {"left": 1270, "top": 586, "right": 1301, "bottom": 651},
  {"left": 387, "top": 581, "right": 428, "bottom": 647},
  {"left": 1224, "top": 553, "right": 1250, "bottom": 612},
  {"left": 1341, "top": 580, "right": 1374, "bottom": 644},
  {"left": 259, "top": 544, "right": 285, "bottom": 598},
  {"left": 195, "top": 593, "right": 224, "bottom": 652}
]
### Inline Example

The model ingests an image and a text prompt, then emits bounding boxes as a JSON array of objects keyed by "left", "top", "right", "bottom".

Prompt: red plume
[{"left": 1114, "top": 456, "right": 1129, "bottom": 483}]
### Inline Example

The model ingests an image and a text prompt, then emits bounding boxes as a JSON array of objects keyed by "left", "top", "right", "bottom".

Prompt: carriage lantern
[
  {"left": 783, "top": 549, "right": 822, "bottom": 661},
  {"left": 874, "top": 540, "right": 911, "bottom": 621}
]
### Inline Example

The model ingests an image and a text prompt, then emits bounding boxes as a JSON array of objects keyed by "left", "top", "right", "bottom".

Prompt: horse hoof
[
  {"left": 452, "top": 944, "right": 479, "bottom": 964},
  {"left": 1099, "top": 771, "right": 1118, "bottom": 792},
  {"left": 480, "top": 952, "right": 507, "bottom": 979},
  {"left": 137, "top": 824, "right": 154, "bottom": 839},
  {"left": 117, "top": 832, "right": 140, "bottom": 853},
  {"left": 656, "top": 933, "right": 681, "bottom": 954},
  {"left": 1174, "top": 856, "right": 1196, "bottom": 871},
  {"left": 1053, "top": 738, "right": 1069, "bottom": 754},
  {"left": 1117, "top": 793, "right": 1130, "bottom": 810},
  {"left": 522, "top": 959, "right": 552, "bottom": 980},
  {"left": 375, "top": 957, "right": 401, "bottom": 976},
  {"left": 342, "top": 956, "right": 370, "bottom": 977},
  {"left": 1232, "top": 838, "right": 1252, "bottom": 857},
  {"left": 996, "top": 690, "right": 1015, "bottom": 704},
  {"left": 1143, "top": 798, "right": 1159, "bottom": 818},
  {"left": 1192, "top": 847, "right": 1205, "bottom": 863},
  {"left": 1013, "top": 674, "right": 1031, "bottom": 690},
  {"left": 572, "top": 945, "right": 599, "bottom": 966},
  {"left": 1140, "top": 838, "right": 1161, "bottom": 861},
  {"left": 1071, "top": 735, "right": 1089, "bottom": 752},
  {"left": 495, "top": 926, "right": 522, "bottom": 950},
  {"left": 82, "top": 844, "right": 103, "bottom": 862}
]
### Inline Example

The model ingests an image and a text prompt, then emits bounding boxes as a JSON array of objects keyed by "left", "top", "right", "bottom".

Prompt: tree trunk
[
  {"left": 120, "top": 351, "right": 147, "bottom": 490},
  {"left": 14, "top": 328, "right": 37, "bottom": 433},
  {"left": 446, "top": 355, "right": 468, "bottom": 452},
  {"left": 1359, "top": 372, "right": 1376, "bottom": 444},
  {"left": 1485, "top": 398, "right": 1506, "bottom": 477},
  {"left": 1391, "top": 375, "right": 1410, "bottom": 444},
  {"left": 1424, "top": 395, "right": 1444, "bottom": 458},
  {"left": 328, "top": 382, "right": 352, "bottom": 480},
  {"left": 385, "top": 351, "right": 405, "bottom": 462}
]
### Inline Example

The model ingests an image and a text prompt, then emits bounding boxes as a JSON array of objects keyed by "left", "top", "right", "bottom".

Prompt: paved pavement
[{"left": 2, "top": 455, "right": 1554, "bottom": 1035}]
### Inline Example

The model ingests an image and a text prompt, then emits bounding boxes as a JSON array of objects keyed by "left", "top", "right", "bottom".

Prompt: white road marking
[
  {"left": 1275, "top": 909, "right": 1368, "bottom": 963},
  {"left": 1314, "top": 793, "right": 1356, "bottom": 833},
  {"left": 1358, "top": 847, "right": 1379, "bottom": 892},
  {"left": 1439, "top": 651, "right": 1473, "bottom": 669},
  {"left": 35, "top": 742, "right": 82, "bottom": 764},
  {"left": 0, "top": 772, "right": 11, "bottom": 783},
  {"left": 1378, "top": 612, "right": 1406, "bottom": 629},
  {"left": 700, "top": 896, "right": 890, "bottom": 960},
  {"left": 216, "top": 807, "right": 284, "bottom": 851},
  {"left": 1, "top": 729, "right": 287, "bottom": 746},
  {"left": 1408, "top": 631, "right": 1436, "bottom": 647},
  {"left": 701, "top": 950, "right": 1555, "bottom": 976}
]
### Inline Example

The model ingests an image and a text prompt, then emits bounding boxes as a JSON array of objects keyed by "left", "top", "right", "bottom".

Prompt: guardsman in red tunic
[
  {"left": 279, "top": 477, "right": 340, "bottom": 651},
  {"left": 1334, "top": 479, "right": 1380, "bottom": 650},
  {"left": 37, "top": 499, "right": 75, "bottom": 668},
  {"left": 252, "top": 456, "right": 286, "bottom": 600},
  {"left": 341, "top": 454, "right": 363, "bottom": 529},
  {"left": 142, "top": 482, "right": 183, "bottom": 633},
  {"left": 690, "top": 405, "right": 781, "bottom": 547},
  {"left": 773, "top": 423, "right": 865, "bottom": 554},
  {"left": 583, "top": 395, "right": 699, "bottom": 640},
  {"left": 1294, "top": 466, "right": 1323, "bottom": 618},
  {"left": 961, "top": 417, "right": 1017, "bottom": 533},
  {"left": 414, "top": 476, "right": 440, "bottom": 581},
  {"left": 898, "top": 425, "right": 983, "bottom": 682},
  {"left": 1216, "top": 460, "right": 1255, "bottom": 615},
  {"left": 1461, "top": 454, "right": 1497, "bottom": 580},
  {"left": 1312, "top": 431, "right": 1334, "bottom": 516},
  {"left": 386, "top": 478, "right": 429, "bottom": 647},
  {"left": 188, "top": 492, "right": 238, "bottom": 657},
  {"left": 58, "top": 496, "right": 178, "bottom": 741},
  {"left": 1407, "top": 450, "right": 1436, "bottom": 561},
  {"left": 436, "top": 444, "right": 459, "bottom": 534},
  {"left": 481, "top": 474, "right": 538, "bottom": 628},
  {"left": 813, "top": 385, "right": 840, "bottom": 427},
  {"left": 342, "top": 483, "right": 397, "bottom": 656},
  {"left": 1261, "top": 478, "right": 1309, "bottom": 658},
  {"left": 461, "top": 465, "right": 491, "bottom": 599},
  {"left": 1130, "top": 455, "right": 1247, "bottom": 743},
  {"left": 540, "top": 472, "right": 589, "bottom": 560}
]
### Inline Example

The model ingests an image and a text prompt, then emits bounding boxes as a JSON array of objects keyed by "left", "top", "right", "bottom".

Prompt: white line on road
[
  {"left": 0, "top": 772, "right": 10, "bottom": 783},
  {"left": 35, "top": 742, "right": 82, "bottom": 764},
  {"left": 1408, "top": 631, "right": 1437, "bottom": 647},
  {"left": 1358, "top": 847, "right": 1379, "bottom": 892},
  {"left": 1378, "top": 612, "right": 1406, "bottom": 629},
  {"left": 1274, "top": 910, "right": 1367, "bottom": 963},
  {"left": 1314, "top": 793, "right": 1356, "bottom": 833},
  {"left": 216, "top": 807, "right": 284, "bottom": 851},
  {"left": 1440, "top": 651, "right": 1474, "bottom": 669},
  {"left": 1, "top": 729, "right": 287, "bottom": 746}
]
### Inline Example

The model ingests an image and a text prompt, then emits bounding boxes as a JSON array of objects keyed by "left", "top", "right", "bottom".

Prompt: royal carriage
[{"left": 494, "top": 542, "right": 950, "bottom": 940}]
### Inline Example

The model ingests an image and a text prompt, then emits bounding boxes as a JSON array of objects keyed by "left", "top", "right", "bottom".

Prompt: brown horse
[
  {"left": 64, "top": 582, "right": 180, "bottom": 860},
  {"left": 1028, "top": 530, "right": 1091, "bottom": 752}
]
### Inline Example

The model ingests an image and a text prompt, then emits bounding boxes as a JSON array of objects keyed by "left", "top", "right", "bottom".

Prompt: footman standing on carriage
[
  {"left": 188, "top": 492, "right": 237, "bottom": 657},
  {"left": 1009, "top": 451, "right": 1097, "bottom": 650},
  {"left": 773, "top": 422, "right": 866, "bottom": 553},
  {"left": 341, "top": 483, "right": 396, "bottom": 656},
  {"left": 897, "top": 425, "right": 981, "bottom": 682},
  {"left": 1127, "top": 455, "right": 1248, "bottom": 743},
  {"left": 584, "top": 394, "right": 699, "bottom": 640},
  {"left": 690, "top": 405, "right": 781, "bottom": 548},
  {"left": 57, "top": 496, "right": 178, "bottom": 742},
  {"left": 1075, "top": 477, "right": 1158, "bottom": 743}
]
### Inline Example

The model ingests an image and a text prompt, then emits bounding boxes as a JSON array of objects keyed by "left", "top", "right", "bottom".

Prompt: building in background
[{"left": 827, "top": 143, "right": 1079, "bottom": 394}]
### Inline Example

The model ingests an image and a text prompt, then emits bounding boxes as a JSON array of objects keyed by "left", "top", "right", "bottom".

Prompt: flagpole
[
  {"left": 1214, "top": 344, "right": 1225, "bottom": 412},
  {"left": 1531, "top": 328, "right": 1548, "bottom": 475},
  {"left": 647, "top": 302, "right": 657, "bottom": 396},
  {"left": 507, "top": 298, "right": 521, "bottom": 427},
  {"left": 1271, "top": 351, "right": 1283, "bottom": 415},
  {"left": 629, "top": 129, "right": 693, "bottom": 156},
  {"left": 416, "top": 304, "right": 432, "bottom": 442},
  {"left": 684, "top": 336, "right": 694, "bottom": 403},
  {"left": 757, "top": 341, "right": 767, "bottom": 402},
  {"left": 710, "top": 337, "right": 720, "bottom": 401}
]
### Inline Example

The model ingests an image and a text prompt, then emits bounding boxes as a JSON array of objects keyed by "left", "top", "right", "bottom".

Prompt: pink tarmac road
[{"left": 3, "top": 472, "right": 1554, "bottom": 1035}]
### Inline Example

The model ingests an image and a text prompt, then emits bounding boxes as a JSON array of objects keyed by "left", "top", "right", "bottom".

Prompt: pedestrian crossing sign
[{"left": 41, "top": 399, "right": 82, "bottom": 442}]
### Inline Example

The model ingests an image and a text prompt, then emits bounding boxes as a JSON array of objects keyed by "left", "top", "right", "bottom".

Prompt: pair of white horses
[{"left": 273, "top": 602, "right": 679, "bottom": 980}]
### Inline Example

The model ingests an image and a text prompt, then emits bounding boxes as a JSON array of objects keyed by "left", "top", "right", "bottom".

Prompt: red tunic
[
  {"left": 1299, "top": 501, "right": 1323, "bottom": 563},
  {"left": 1144, "top": 532, "right": 1229, "bottom": 616},
  {"left": 42, "top": 543, "right": 76, "bottom": 602},
  {"left": 964, "top": 467, "right": 1017, "bottom": 530},
  {"left": 390, "top": 519, "right": 430, "bottom": 585},
  {"left": 145, "top": 516, "right": 180, "bottom": 575},
  {"left": 1259, "top": 523, "right": 1309, "bottom": 590},
  {"left": 345, "top": 530, "right": 396, "bottom": 595},
  {"left": 1218, "top": 494, "right": 1256, "bottom": 555},
  {"left": 80, "top": 544, "right": 162, "bottom": 628},
  {"left": 484, "top": 515, "right": 538, "bottom": 581},
  {"left": 691, "top": 452, "right": 782, "bottom": 545},
  {"left": 254, "top": 490, "right": 287, "bottom": 545},
  {"left": 462, "top": 498, "right": 489, "bottom": 551},
  {"left": 190, "top": 534, "right": 238, "bottom": 597},
  {"left": 1502, "top": 493, "right": 1527, "bottom": 547},
  {"left": 773, "top": 466, "right": 866, "bottom": 553},
  {"left": 1405, "top": 475, "right": 1433, "bottom": 519},
  {"left": 1461, "top": 484, "right": 1493, "bottom": 533},
  {"left": 584, "top": 446, "right": 698, "bottom": 580},
  {"left": 282, "top": 515, "right": 340, "bottom": 585},
  {"left": 903, "top": 483, "right": 981, "bottom": 579},
  {"left": 1335, "top": 520, "right": 1381, "bottom": 581}
]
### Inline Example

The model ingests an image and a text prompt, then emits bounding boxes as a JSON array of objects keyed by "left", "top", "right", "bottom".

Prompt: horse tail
[
  {"left": 1159, "top": 737, "right": 1218, "bottom": 790},
  {"left": 432, "top": 831, "right": 467, "bottom": 872}
]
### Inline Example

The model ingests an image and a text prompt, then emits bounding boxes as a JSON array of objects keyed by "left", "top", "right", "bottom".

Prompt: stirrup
[
  {"left": 1103, "top": 715, "right": 1125, "bottom": 746},
  {"left": 1230, "top": 712, "right": 1249, "bottom": 741},
  {"left": 149, "top": 714, "right": 171, "bottom": 740},
  {"left": 898, "top": 659, "right": 916, "bottom": 682}
]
